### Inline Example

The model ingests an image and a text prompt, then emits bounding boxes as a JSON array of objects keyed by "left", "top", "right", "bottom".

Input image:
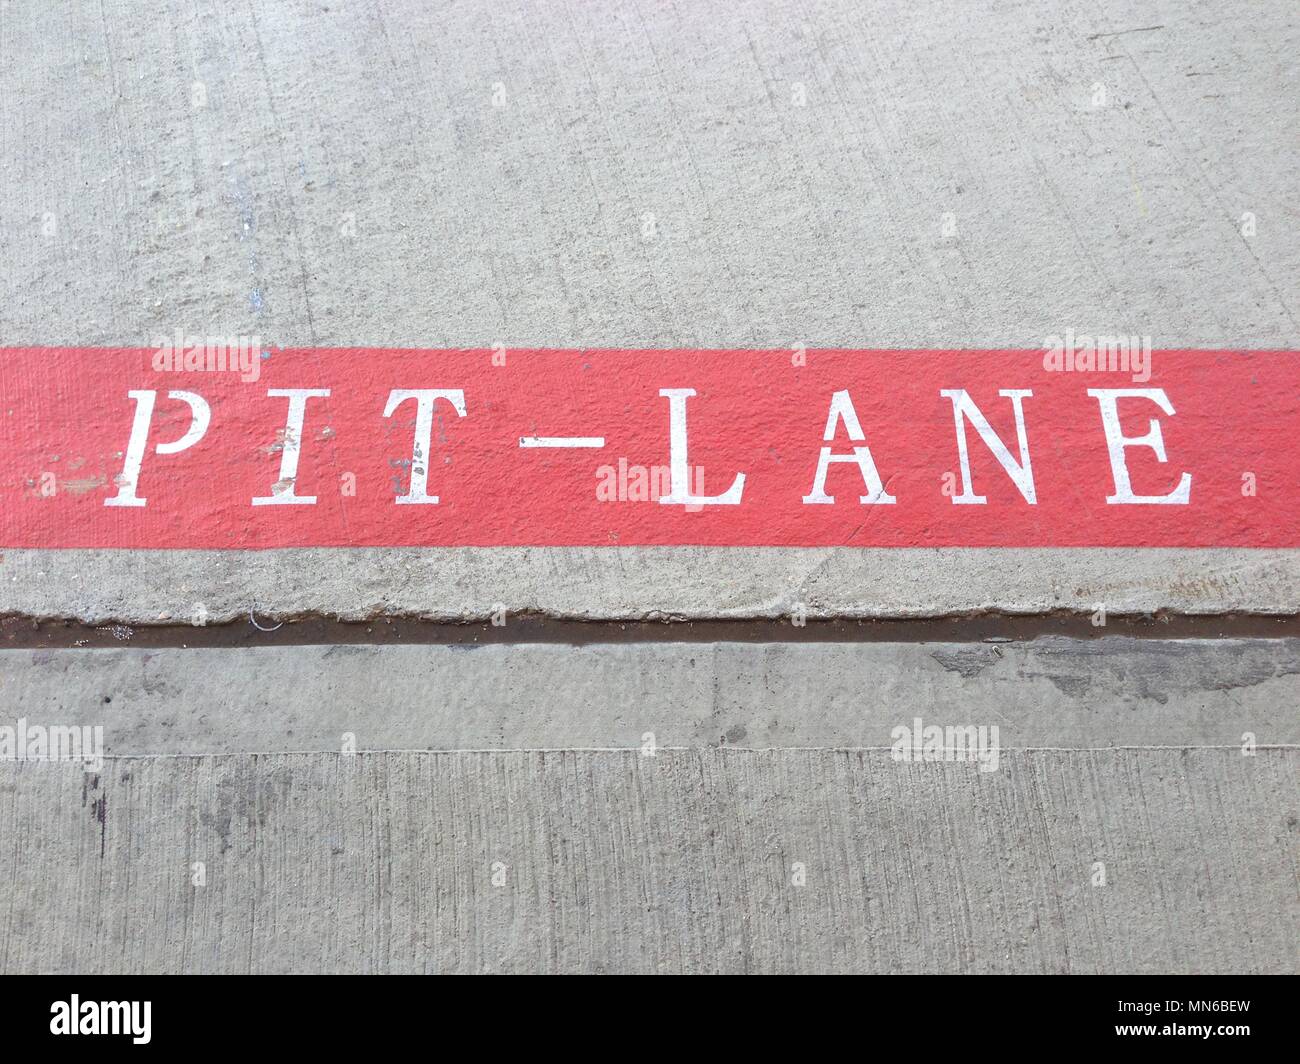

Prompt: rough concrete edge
[
  {"left": 3, "top": 547, "right": 1299, "bottom": 625},
  {"left": 5, "top": 605, "right": 1300, "bottom": 632}
]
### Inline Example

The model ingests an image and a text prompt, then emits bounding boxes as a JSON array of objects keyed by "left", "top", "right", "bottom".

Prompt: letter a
[{"left": 802, "top": 390, "right": 896, "bottom": 504}]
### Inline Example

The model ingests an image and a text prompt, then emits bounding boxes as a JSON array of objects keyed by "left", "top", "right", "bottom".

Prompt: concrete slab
[
  {"left": 3, "top": 0, "right": 1294, "bottom": 348},
  {"left": 1, "top": 639, "right": 1297, "bottom": 753},
  {"left": 4, "top": 546, "right": 1299, "bottom": 623},
  {"left": 1, "top": 0, "right": 1296, "bottom": 619},
  {"left": 1, "top": 748, "right": 1294, "bottom": 973},
  {"left": 1, "top": 639, "right": 1295, "bottom": 972}
]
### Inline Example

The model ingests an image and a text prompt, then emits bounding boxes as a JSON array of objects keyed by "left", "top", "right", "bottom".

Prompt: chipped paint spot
[{"left": 62, "top": 475, "right": 107, "bottom": 496}]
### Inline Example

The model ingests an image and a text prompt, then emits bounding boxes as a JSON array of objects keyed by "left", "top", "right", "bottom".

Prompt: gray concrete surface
[
  {"left": 2, "top": 748, "right": 1295, "bottom": 973},
  {"left": 2, "top": 640, "right": 1298, "bottom": 753},
  {"left": 3, "top": 0, "right": 1294, "bottom": 347},
  {"left": 1, "top": 639, "right": 1296, "bottom": 973},
  {"left": 4, "top": 546, "right": 1300, "bottom": 623}
]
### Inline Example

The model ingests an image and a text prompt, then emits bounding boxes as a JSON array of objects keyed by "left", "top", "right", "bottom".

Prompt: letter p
[{"left": 105, "top": 390, "right": 211, "bottom": 507}]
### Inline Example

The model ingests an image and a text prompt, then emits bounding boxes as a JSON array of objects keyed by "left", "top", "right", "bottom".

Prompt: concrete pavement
[{"left": 0, "top": 0, "right": 1296, "bottom": 973}]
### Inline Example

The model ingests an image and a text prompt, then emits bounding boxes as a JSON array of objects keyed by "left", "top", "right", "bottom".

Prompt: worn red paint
[{"left": 1, "top": 347, "right": 1294, "bottom": 548}]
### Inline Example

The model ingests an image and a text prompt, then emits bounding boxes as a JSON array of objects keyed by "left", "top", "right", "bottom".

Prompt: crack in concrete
[{"left": 3, "top": 610, "right": 1300, "bottom": 648}]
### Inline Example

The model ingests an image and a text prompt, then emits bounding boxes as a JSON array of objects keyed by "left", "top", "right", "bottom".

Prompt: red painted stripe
[{"left": 1, "top": 347, "right": 1294, "bottom": 548}]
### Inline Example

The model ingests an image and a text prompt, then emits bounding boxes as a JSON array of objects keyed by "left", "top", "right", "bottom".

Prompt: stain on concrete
[{"left": 931, "top": 644, "right": 1002, "bottom": 678}]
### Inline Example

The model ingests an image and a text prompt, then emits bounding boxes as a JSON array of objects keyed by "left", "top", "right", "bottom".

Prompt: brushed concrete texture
[
  {"left": 2, "top": 639, "right": 1298, "bottom": 753},
  {"left": 1, "top": 749, "right": 1295, "bottom": 973},
  {"left": 0, "top": 0, "right": 1296, "bottom": 618},
  {"left": 1, "top": 639, "right": 1296, "bottom": 972},
  {"left": 2, "top": 0, "right": 1294, "bottom": 347}
]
